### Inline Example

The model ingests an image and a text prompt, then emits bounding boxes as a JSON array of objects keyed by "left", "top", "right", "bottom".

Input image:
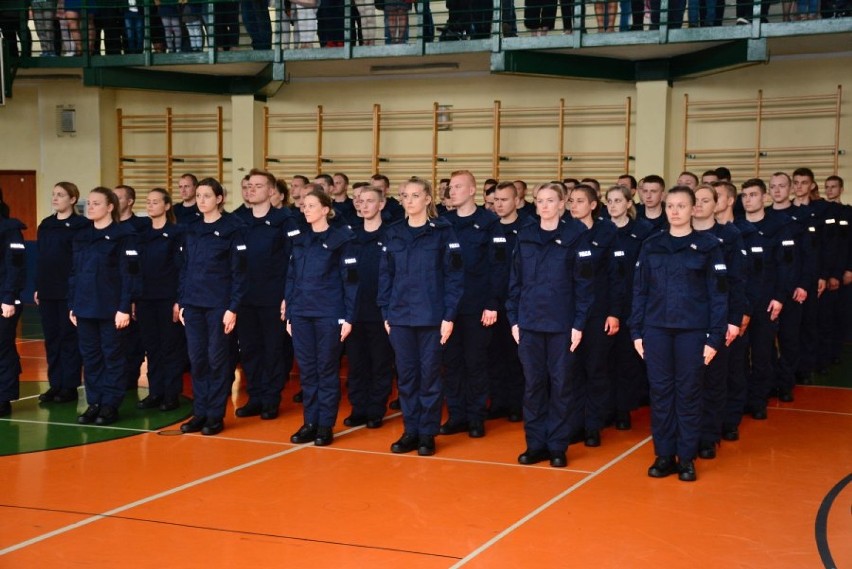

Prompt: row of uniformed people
[{"left": 23, "top": 170, "right": 848, "bottom": 466}]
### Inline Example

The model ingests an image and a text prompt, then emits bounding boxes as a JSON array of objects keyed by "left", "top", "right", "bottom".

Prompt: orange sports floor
[{"left": 1, "top": 338, "right": 850, "bottom": 569}]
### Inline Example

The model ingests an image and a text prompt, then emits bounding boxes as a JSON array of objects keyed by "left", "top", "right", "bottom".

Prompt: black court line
[
  {"left": 815, "top": 473, "right": 851, "bottom": 569},
  {"left": 0, "top": 504, "right": 462, "bottom": 561}
]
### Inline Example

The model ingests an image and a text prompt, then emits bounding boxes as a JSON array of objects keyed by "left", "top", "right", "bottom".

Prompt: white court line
[
  {"left": 319, "top": 445, "right": 596, "bottom": 474},
  {"left": 0, "top": 444, "right": 307, "bottom": 556},
  {"left": 0, "top": 417, "right": 156, "bottom": 434},
  {"left": 772, "top": 407, "right": 852, "bottom": 417},
  {"left": 449, "top": 436, "right": 653, "bottom": 568}
]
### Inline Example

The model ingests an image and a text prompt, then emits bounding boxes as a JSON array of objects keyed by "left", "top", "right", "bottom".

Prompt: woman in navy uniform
[
  {"left": 630, "top": 186, "right": 728, "bottom": 482},
  {"left": 344, "top": 185, "right": 395, "bottom": 429},
  {"left": 69, "top": 187, "right": 139, "bottom": 425},
  {"left": 567, "top": 184, "right": 625, "bottom": 448},
  {"left": 284, "top": 188, "right": 358, "bottom": 447},
  {"left": 178, "top": 178, "right": 247, "bottom": 436},
  {"left": 605, "top": 185, "right": 654, "bottom": 430},
  {"left": 135, "top": 188, "right": 187, "bottom": 412},
  {"left": 507, "top": 182, "right": 595, "bottom": 468},
  {"left": 35, "top": 181, "right": 89, "bottom": 405},
  {"left": 378, "top": 177, "right": 464, "bottom": 456}
]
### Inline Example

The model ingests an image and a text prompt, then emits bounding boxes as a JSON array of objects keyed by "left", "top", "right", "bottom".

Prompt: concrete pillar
[{"left": 634, "top": 80, "right": 672, "bottom": 182}]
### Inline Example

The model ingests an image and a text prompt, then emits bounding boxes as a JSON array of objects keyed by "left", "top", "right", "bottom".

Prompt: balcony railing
[{"left": 1, "top": 0, "right": 849, "bottom": 64}]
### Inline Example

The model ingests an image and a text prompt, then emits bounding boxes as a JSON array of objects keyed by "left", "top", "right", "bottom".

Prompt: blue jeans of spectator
[{"left": 124, "top": 10, "right": 144, "bottom": 53}]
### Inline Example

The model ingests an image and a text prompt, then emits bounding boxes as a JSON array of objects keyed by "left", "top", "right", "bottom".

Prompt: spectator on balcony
[
  {"left": 377, "top": 0, "right": 411, "bottom": 44},
  {"left": 155, "top": 0, "right": 182, "bottom": 52},
  {"left": 317, "top": 0, "right": 344, "bottom": 46},
  {"left": 241, "top": 0, "right": 272, "bottom": 49},
  {"left": 524, "top": 0, "right": 556, "bottom": 35},
  {"left": 735, "top": 0, "right": 769, "bottom": 24},
  {"left": 354, "top": 0, "right": 377, "bottom": 44},
  {"left": 291, "top": 0, "right": 318, "bottom": 47},
  {"left": 797, "top": 0, "right": 819, "bottom": 19},
  {"left": 183, "top": 0, "right": 206, "bottom": 52},
  {"left": 649, "top": 0, "right": 685, "bottom": 28},
  {"left": 214, "top": 0, "right": 240, "bottom": 49},
  {"left": 619, "top": 0, "right": 644, "bottom": 30},
  {"left": 0, "top": 0, "right": 32, "bottom": 57},
  {"left": 122, "top": 0, "right": 143, "bottom": 54},
  {"left": 61, "top": 0, "right": 93, "bottom": 55},
  {"left": 443, "top": 0, "right": 490, "bottom": 39},
  {"left": 32, "top": 0, "right": 57, "bottom": 55},
  {"left": 594, "top": 0, "right": 617, "bottom": 32},
  {"left": 92, "top": 0, "right": 124, "bottom": 54}
]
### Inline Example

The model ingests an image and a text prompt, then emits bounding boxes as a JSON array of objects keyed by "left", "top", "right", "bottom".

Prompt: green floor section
[{"left": 0, "top": 383, "right": 192, "bottom": 456}]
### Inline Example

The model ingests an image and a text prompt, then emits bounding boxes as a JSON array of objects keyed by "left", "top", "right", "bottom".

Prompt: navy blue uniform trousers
[
  {"left": 136, "top": 299, "right": 187, "bottom": 403},
  {"left": 388, "top": 326, "right": 443, "bottom": 436},
  {"left": 568, "top": 315, "right": 615, "bottom": 434},
  {"left": 183, "top": 306, "right": 233, "bottom": 420},
  {"left": 346, "top": 321, "right": 394, "bottom": 421},
  {"left": 442, "top": 313, "right": 492, "bottom": 424},
  {"left": 39, "top": 299, "right": 81, "bottom": 392},
  {"left": 237, "top": 305, "right": 291, "bottom": 410},
  {"left": 486, "top": 312, "right": 524, "bottom": 414},
  {"left": 290, "top": 316, "right": 343, "bottom": 428},
  {"left": 775, "top": 298, "right": 803, "bottom": 393},
  {"left": 700, "top": 341, "right": 729, "bottom": 446},
  {"left": 123, "top": 318, "right": 145, "bottom": 390},
  {"left": 610, "top": 325, "right": 646, "bottom": 414},
  {"left": 517, "top": 329, "right": 575, "bottom": 452},
  {"left": 0, "top": 307, "right": 22, "bottom": 402},
  {"left": 723, "top": 334, "right": 748, "bottom": 431},
  {"left": 643, "top": 326, "right": 704, "bottom": 461},
  {"left": 746, "top": 310, "right": 778, "bottom": 412},
  {"left": 77, "top": 317, "right": 126, "bottom": 408}
]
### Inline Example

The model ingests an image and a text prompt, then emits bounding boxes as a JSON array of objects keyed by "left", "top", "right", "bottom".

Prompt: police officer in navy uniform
[
  {"left": 738, "top": 178, "right": 798, "bottom": 422},
  {"left": 630, "top": 186, "right": 728, "bottom": 482},
  {"left": 605, "top": 185, "right": 654, "bottom": 430},
  {"left": 566, "top": 184, "right": 625, "bottom": 448},
  {"left": 69, "top": 187, "right": 140, "bottom": 426},
  {"left": 173, "top": 173, "right": 201, "bottom": 225},
  {"left": 378, "top": 177, "right": 464, "bottom": 456},
  {"left": 486, "top": 182, "right": 532, "bottom": 422},
  {"left": 636, "top": 175, "right": 668, "bottom": 233},
  {"left": 284, "top": 187, "right": 358, "bottom": 447},
  {"left": 370, "top": 174, "right": 405, "bottom": 223},
  {"left": 135, "top": 188, "right": 187, "bottom": 412},
  {"left": 766, "top": 172, "right": 810, "bottom": 400},
  {"left": 344, "top": 185, "right": 395, "bottom": 429},
  {"left": 178, "top": 178, "right": 247, "bottom": 436},
  {"left": 817, "top": 175, "right": 849, "bottom": 372},
  {"left": 35, "top": 181, "right": 88, "bottom": 405},
  {"left": 0, "top": 211, "right": 27, "bottom": 417},
  {"left": 439, "top": 169, "right": 507, "bottom": 439},
  {"left": 692, "top": 184, "right": 748, "bottom": 460},
  {"left": 713, "top": 181, "right": 756, "bottom": 443},
  {"left": 114, "top": 185, "right": 152, "bottom": 392},
  {"left": 507, "top": 182, "right": 594, "bottom": 468},
  {"left": 233, "top": 169, "right": 295, "bottom": 421}
]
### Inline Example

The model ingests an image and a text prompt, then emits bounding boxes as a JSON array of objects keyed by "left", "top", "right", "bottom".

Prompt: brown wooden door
[{"left": 0, "top": 171, "right": 38, "bottom": 240}]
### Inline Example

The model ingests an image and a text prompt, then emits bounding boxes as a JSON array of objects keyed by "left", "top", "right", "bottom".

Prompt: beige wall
[{"left": 1, "top": 52, "right": 848, "bottom": 221}]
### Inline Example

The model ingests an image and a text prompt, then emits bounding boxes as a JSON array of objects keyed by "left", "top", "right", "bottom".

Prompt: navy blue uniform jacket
[
  {"left": 378, "top": 217, "right": 464, "bottom": 326},
  {"left": 506, "top": 217, "right": 595, "bottom": 333},
  {"left": 69, "top": 221, "right": 139, "bottom": 319},
  {"left": 36, "top": 214, "right": 90, "bottom": 301}
]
